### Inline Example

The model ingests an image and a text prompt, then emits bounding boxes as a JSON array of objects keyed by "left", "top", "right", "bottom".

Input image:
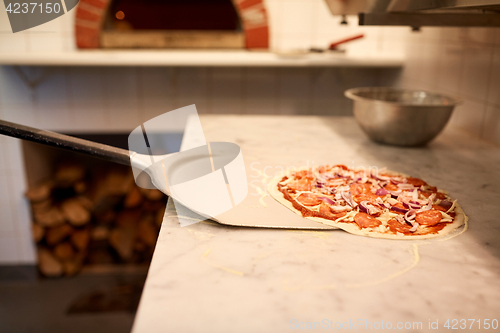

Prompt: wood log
[
  {"left": 61, "top": 199, "right": 91, "bottom": 227},
  {"left": 74, "top": 196, "right": 94, "bottom": 211},
  {"left": 32, "top": 223, "right": 44, "bottom": 242},
  {"left": 35, "top": 207, "right": 65, "bottom": 228},
  {"left": 94, "top": 210, "right": 116, "bottom": 224},
  {"left": 45, "top": 224, "right": 73, "bottom": 246},
  {"left": 115, "top": 209, "right": 142, "bottom": 229},
  {"left": 142, "top": 200, "right": 165, "bottom": 212},
  {"left": 124, "top": 186, "right": 143, "bottom": 208},
  {"left": 93, "top": 170, "right": 135, "bottom": 201},
  {"left": 25, "top": 181, "right": 52, "bottom": 202},
  {"left": 137, "top": 216, "right": 158, "bottom": 247},
  {"left": 55, "top": 164, "right": 85, "bottom": 186},
  {"left": 71, "top": 229, "right": 90, "bottom": 251},
  {"left": 91, "top": 225, "right": 110, "bottom": 241},
  {"left": 155, "top": 206, "right": 166, "bottom": 227},
  {"left": 139, "top": 188, "right": 164, "bottom": 201},
  {"left": 31, "top": 199, "right": 52, "bottom": 214},
  {"left": 134, "top": 241, "right": 147, "bottom": 252},
  {"left": 85, "top": 248, "right": 115, "bottom": 265},
  {"left": 38, "top": 248, "right": 63, "bottom": 277},
  {"left": 53, "top": 242, "right": 75, "bottom": 261},
  {"left": 109, "top": 226, "right": 135, "bottom": 261},
  {"left": 73, "top": 181, "right": 87, "bottom": 194},
  {"left": 62, "top": 257, "right": 83, "bottom": 276}
]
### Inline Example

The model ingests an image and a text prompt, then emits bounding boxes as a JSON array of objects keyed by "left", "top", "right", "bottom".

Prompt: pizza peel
[{"left": 0, "top": 120, "right": 335, "bottom": 230}]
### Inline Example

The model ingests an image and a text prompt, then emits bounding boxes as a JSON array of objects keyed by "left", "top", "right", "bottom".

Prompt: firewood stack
[{"left": 27, "top": 162, "right": 167, "bottom": 278}]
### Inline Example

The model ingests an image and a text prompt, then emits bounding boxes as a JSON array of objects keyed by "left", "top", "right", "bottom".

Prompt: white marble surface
[{"left": 132, "top": 116, "right": 500, "bottom": 333}]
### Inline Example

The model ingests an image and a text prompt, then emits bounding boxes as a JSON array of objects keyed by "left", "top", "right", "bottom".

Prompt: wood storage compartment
[{"left": 22, "top": 135, "right": 168, "bottom": 278}]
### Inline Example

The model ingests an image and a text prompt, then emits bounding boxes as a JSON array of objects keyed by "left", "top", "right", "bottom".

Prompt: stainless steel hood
[{"left": 324, "top": 0, "right": 500, "bottom": 28}]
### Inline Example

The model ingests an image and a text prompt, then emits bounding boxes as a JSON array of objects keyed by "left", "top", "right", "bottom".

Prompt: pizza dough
[{"left": 268, "top": 165, "right": 467, "bottom": 240}]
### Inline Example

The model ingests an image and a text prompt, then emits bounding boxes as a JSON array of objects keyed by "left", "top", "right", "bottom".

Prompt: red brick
[
  {"left": 80, "top": 0, "right": 109, "bottom": 10},
  {"left": 234, "top": 0, "right": 262, "bottom": 10},
  {"left": 76, "top": 8, "right": 101, "bottom": 21},
  {"left": 75, "top": 25, "right": 99, "bottom": 48},
  {"left": 245, "top": 25, "right": 269, "bottom": 49}
]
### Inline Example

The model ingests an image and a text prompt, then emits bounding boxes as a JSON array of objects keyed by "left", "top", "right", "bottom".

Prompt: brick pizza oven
[{"left": 75, "top": 0, "right": 269, "bottom": 49}]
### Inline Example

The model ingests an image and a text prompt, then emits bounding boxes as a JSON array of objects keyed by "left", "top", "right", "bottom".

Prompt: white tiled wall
[
  {"left": 2, "top": 0, "right": 499, "bottom": 264},
  {"left": 398, "top": 27, "right": 500, "bottom": 145}
]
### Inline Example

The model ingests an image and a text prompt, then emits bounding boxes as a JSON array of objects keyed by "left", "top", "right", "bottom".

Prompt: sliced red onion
[
  {"left": 389, "top": 190, "right": 402, "bottom": 198},
  {"left": 403, "top": 201, "right": 421, "bottom": 209},
  {"left": 376, "top": 188, "right": 390, "bottom": 196},
  {"left": 337, "top": 185, "right": 350, "bottom": 193},
  {"left": 341, "top": 191, "right": 356, "bottom": 208},
  {"left": 428, "top": 193, "right": 436, "bottom": 204},
  {"left": 331, "top": 205, "right": 350, "bottom": 213},
  {"left": 371, "top": 169, "right": 390, "bottom": 181},
  {"left": 390, "top": 205, "right": 408, "bottom": 214},
  {"left": 327, "top": 179, "right": 345, "bottom": 186},
  {"left": 317, "top": 196, "right": 335, "bottom": 205},
  {"left": 440, "top": 200, "right": 453, "bottom": 209},
  {"left": 359, "top": 201, "right": 369, "bottom": 214},
  {"left": 398, "top": 183, "right": 415, "bottom": 191},
  {"left": 395, "top": 215, "right": 406, "bottom": 224},
  {"left": 359, "top": 200, "right": 381, "bottom": 215},
  {"left": 322, "top": 173, "right": 335, "bottom": 180},
  {"left": 409, "top": 222, "right": 419, "bottom": 233},
  {"left": 418, "top": 198, "right": 433, "bottom": 212},
  {"left": 391, "top": 176, "right": 407, "bottom": 184},
  {"left": 412, "top": 190, "right": 418, "bottom": 200},
  {"left": 404, "top": 209, "right": 416, "bottom": 222},
  {"left": 377, "top": 175, "right": 391, "bottom": 181}
]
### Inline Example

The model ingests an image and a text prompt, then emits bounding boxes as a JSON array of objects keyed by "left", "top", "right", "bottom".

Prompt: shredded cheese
[{"left": 446, "top": 200, "right": 457, "bottom": 214}]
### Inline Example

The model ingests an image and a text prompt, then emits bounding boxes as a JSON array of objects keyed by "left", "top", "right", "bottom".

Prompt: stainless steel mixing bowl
[{"left": 345, "top": 87, "right": 461, "bottom": 146}]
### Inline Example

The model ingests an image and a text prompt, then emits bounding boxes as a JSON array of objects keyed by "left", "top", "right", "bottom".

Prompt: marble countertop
[{"left": 132, "top": 115, "right": 500, "bottom": 333}]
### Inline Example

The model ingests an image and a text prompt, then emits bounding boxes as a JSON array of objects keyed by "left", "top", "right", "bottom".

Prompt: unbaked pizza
[{"left": 268, "top": 165, "right": 467, "bottom": 239}]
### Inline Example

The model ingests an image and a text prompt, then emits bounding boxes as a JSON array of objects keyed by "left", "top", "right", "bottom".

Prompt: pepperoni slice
[
  {"left": 295, "top": 170, "right": 314, "bottom": 180},
  {"left": 319, "top": 203, "right": 346, "bottom": 220},
  {"left": 354, "top": 212, "right": 381, "bottom": 228},
  {"left": 387, "top": 219, "right": 412, "bottom": 234},
  {"left": 350, "top": 184, "right": 363, "bottom": 196},
  {"left": 435, "top": 192, "right": 446, "bottom": 200},
  {"left": 288, "top": 178, "right": 312, "bottom": 191},
  {"left": 334, "top": 164, "right": 348, "bottom": 170},
  {"left": 421, "top": 191, "right": 446, "bottom": 200},
  {"left": 432, "top": 204, "right": 448, "bottom": 212},
  {"left": 406, "top": 177, "right": 427, "bottom": 187},
  {"left": 384, "top": 183, "right": 399, "bottom": 191},
  {"left": 353, "top": 193, "right": 379, "bottom": 204},
  {"left": 390, "top": 202, "right": 407, "bottom": 214},
  {"left": 415, "top": 210, "right": 442, "bottom": 226},
  {"left": 296, "top": 193, "right": 322, "bottom": 206}
]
